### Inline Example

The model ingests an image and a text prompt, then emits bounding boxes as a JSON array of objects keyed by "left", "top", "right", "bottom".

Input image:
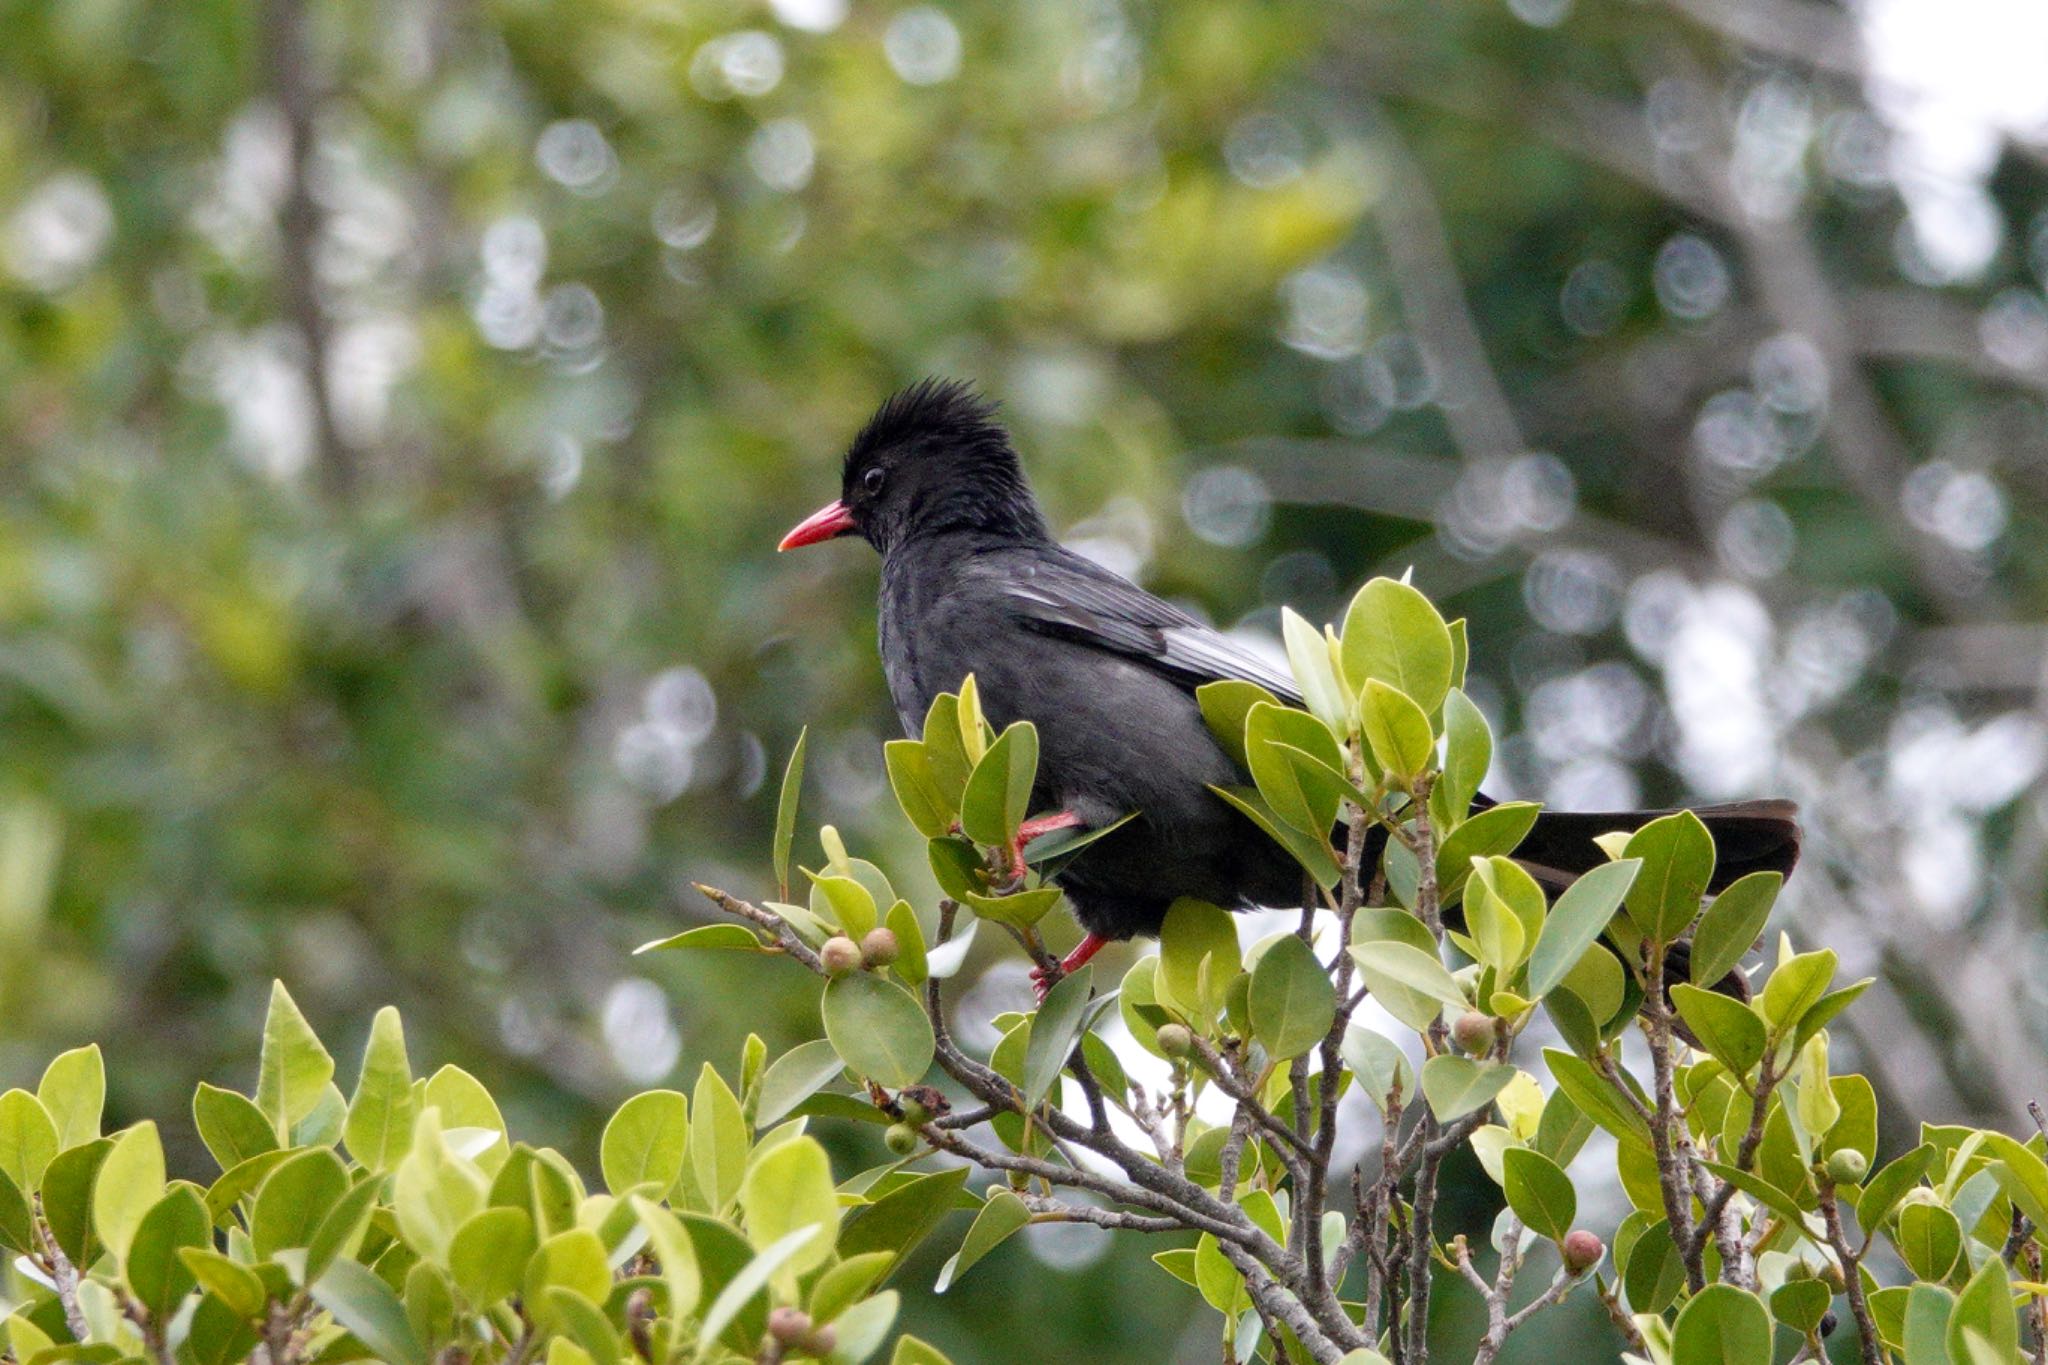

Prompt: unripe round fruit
[
  {"left": 804, "top": 1324, "right": 838, "bottom": 1357},
  {"left": 1561, "top": 1229, "right": 1604, "bottom": 1275},
  {"left": 1818, "top": 1262, "right": 1847, "bottom": 1294},
  {"left": 1898, "top": 1186, "right": 1942, "bottom": 1210},
  {"left": 860, "top": 927, "right": 899, "bottom": 967},
  {"left": 1452, "top": 1011, "right": 1497, "bottom": 1056},
  {"left": 1155, "top": 1023, "right": 1195, "bottom": 1058},
  {"left": 884, "top": 1122, "right": 919, "bottom": 1156},
  {"left": 1783, "top": 1259, "right": 1816, "bottom": 1281},
  {"left": 897, "top": 1095, "right": 932, "bottom": 1126},
  {"left": 1824, "top": 1149, "right": 1869, "bottom": 1185},
  {"left": 819, "top": 936, "right": 862, "bottom": 975},
  {"left": 766, "top": 1307, "right": 812, "bottom": 1346}
]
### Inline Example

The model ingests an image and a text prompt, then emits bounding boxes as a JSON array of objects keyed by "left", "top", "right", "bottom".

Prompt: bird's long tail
[{"left": 1508, "top": 798, "right": 1802, "bottom": 895}]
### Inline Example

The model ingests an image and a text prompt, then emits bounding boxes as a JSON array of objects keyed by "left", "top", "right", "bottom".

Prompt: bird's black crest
[{"left": 843, "top": 378, "right": 1011, "bottom": 477}]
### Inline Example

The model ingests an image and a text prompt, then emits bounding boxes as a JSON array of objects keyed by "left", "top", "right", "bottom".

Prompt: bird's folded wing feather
[{"left": 986, "top": 550, "right": 1306, "bottom": 704}]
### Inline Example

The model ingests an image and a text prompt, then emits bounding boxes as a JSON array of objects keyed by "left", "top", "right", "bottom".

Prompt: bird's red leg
[
  {"left": 1031, "top": 932, "right": 1110, "bottom": 1001},
  {"left": 1005, "top": 811, "right": 1084, "bottom": 882}
]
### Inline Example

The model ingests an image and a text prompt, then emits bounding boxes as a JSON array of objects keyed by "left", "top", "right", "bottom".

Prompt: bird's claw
[{"left": 1028, "top": 961, "right": 1062, "bottom": 1004}]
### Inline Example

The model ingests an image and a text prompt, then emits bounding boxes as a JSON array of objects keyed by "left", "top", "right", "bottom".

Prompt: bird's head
[{"left": 778, "top": 379, "right": 1048, "bottom": 556}]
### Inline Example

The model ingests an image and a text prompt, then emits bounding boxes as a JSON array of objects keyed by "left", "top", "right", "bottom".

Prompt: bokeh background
[{"left": 3, "top": 0, "right": 2047, "bottom": 1356}]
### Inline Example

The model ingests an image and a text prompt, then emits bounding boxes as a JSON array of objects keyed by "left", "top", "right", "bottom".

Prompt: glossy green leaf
[
  {"left": 250, "top": 1147, "right": 348, "bottom": 1258},
  {"left": 312, "top": 1258, "right": 427, "bottom": 1365},
  {"left": 1440, "top": 688, "right": 1491, "bottom": 815},
  {"left": 1501, "top": 1147, "right": 1575, "bottom": 1241},
  {"left": 688, "top": 1065, "right": 749, "bottom": 1214},
  {"left": 1671, "top": 1283, "right": 1771, "bottom": 1365},
  {"left": 1359, "top": 680, "right": 1435, "bottom": 781},
  {"left": 1341, "top": 1026, "right": 1415, "bottom": 1113},
  {"left": 1210, "top": 785, "right": 1341, "bottom": 888},
  {"left": 696, "top": 1226, "right": 819, "bottom": 1354},
  {"left": 126, "top": 1186, "right": 207, "bottom": 1319},
  {"left": 92, "top": 1120, "right": 165, "bottom": 1270},
  {"left": 739, "top": 1135, "right": 839, "bottom": 1277},
  {"left": 1197, "top": 680, "right": 1283, "bottom": 770},
  {"left": 959, "top": 721, "right": 1038, "bottom": 846},
  {"left": 1419, "top": 1056, "right": 1512, "bottom": 1122},
  {"left": 1157, "top": 898, "right": 1242, "bottom": 1021},
  {"left": 1244, "top": 701, "right": 1347, "bottom": 835},
  {"left": 0, "top": 1090, "right": 57, "bottom": 1195},
  {"left": 601, "top": 1090, "right": 688, "bottom": 1197},
  {"left": 1434, "top": 803, "right": 1541, "bottom": 906},
  {"left": 631, "top": 1196, "right": 703, "bottom": 1323},
  {"left": 633, "top": 924, "right": 768, "bottom": 954},
  {"left": 179, "top": 1248, "right": 267, "bottom": 1319},
  {"left": 1689, "top": 871, "right": 1780, "bottom": 986},
  {"left": 1947, "top": 1254, "right": 2018, "bottom": 1365},
  {"left": 934, "top": 1190, "right": 1031, "bottom": 1293},
  {"left": 1543, "top": 1049, "right": 1651, "bottom": 1148},
  {"left": 1760, "top": 948, "right": 1838, "bottom": 1033},
  {"left": 774, "top": 728, "right": 807, "bottom": 899},
  {"left": 885, "top": 739, "right": 954, "bottom": 838},
  {"left": 1249, "top": 934, "right": 1336, "bottom": 1060},
  {"left": 1340, "top": 577, "right": 1454, "bottom": 717},
  {"left": 1894, "top": 1201, "right": 1961, "bottom": 1281},
  {"left": 1022, "top": 966, "right": 1093, "bottom": 1107},
  {"left": 821, "top": 973, "right": 934, "bottom": 1089},
  {"left": 755, "top": 1040, "right": 847, "bottom": 1130},
  {"left": 1622, "top": 811, "right": 1715, "bottom": 943},
  {"left": 1350, "top": 940, "right": 1466, "bottom": 1030},
  {"left": 1281, "top": 607, "right": 1351, "bottom": 734},
  {"left": 1525, "top": 859, "right": 1639, "bottom": 999},
  {"left": 1670, "top": 985, "right": 1767, "bottom": 1076},
  {"left": 193, "top": 1084, "right": 278, "bottom": 1171}
]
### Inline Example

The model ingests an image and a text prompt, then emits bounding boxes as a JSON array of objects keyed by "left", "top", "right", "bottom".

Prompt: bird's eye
[{"left": 862, "top": 467, "right": 886, "bottom": 495}]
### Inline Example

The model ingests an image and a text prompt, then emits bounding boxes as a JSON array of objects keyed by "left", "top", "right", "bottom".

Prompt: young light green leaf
[
  {"left": 1211, "top": 785, "right": 1341, "bottom": 888},
  {"left": 1359, "top": 681, "right": 1435, "bottom": 782},
  {"left": 450, "top": 1206, "right": 537, "bottom": 1308},
  {"left": 92, "top": 1120, "right": 166, "bottom": 1270},
  {"left": 1440, "top": 688, "right": 1491, "bottom": 815},
  {"left": 1196, "top": 680, "right": 1282, "bottom": 769},
  {"left": 1244, "top": 702, "right": 1347, "bottom": 836},
  {"left": 934, "top": 1190, "right": 1032, "bottom": 1293},
  {"left": 601, "top": 1090, "right": 688, "bottom": 1197},
  {"left": 884, "top": 740, "right": 954, "bottom": 839},
  {"left": 630, "top": 1196, "right": 702, "bottom": 1323},
  {"left": 344, "top": 1006, "right": 416, "bottom": 1175},
  {"left": 1670, "top": 985, "right": 1767, "bottom": 1076},
  {"left": 36, "top": 1045, "right": 104, "bottom": 1151},
  {"left": 739, "top": 1136, "right": 841, "bottom": 1277},
  {"left": 1350, "top": 940, "right": 1466, "bottom": 1023},
  {"left": 0, "top": 1090, "right": 58, "bottom": 1194},
  {"left": 1341, "top": 1027, "right": 1415, "bottom": 1114},
  {"left": 1760, "top": 949, "right": 1838, "bottom": 1034},
  {"left": 1282, "top": 607, "right": 1352, "bottom": 735},
  {"left": 1157, "top": 898, "right": 1242, "bottom": 1021},
  {"left": 688, "top": 1066, "right": 749, "bottom": 1214},
  {"left": 313, "top": 1259, "right": 427, "bottom": 1365},
  {"left": 821, "top": 973, "right": 935, "bottom": 1089},
  {"left": 755, "top": 1040, "right": 846, "bottom": 1130},
  {"left": 1249, "top": 935, "right": 1336, "bottom": 1061},
  {"left": 1340, "top": 577, "right": 1454, "bottom": 716},
  {"left": 1434, "top": 803, "right": 1541, "bottom": 906},
  {"left": 255, "top": 980, "right": 335, "bottom": 1143}
]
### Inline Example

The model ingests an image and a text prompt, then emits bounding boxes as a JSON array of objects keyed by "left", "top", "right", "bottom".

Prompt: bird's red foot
[
  {"left": 1003, "top": 811, "right": 1086, "bottom": 882},
  {"left": 1030, "top": 932, "right": 1111, "bottom": 1002}
]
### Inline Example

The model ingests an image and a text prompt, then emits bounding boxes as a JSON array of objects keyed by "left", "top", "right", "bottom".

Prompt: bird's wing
[{"left": 985, "top": 549, "right": 1306, "bottom": 703}]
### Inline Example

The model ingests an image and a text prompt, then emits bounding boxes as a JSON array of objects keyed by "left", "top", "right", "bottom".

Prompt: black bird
[{"left": 779, "top": 380, "right": 1800, "bottom": 992}]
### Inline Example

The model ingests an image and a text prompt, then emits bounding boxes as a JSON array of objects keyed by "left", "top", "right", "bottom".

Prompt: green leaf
[
  {"left": 312, "top": 1258, "right": 427, "bottom": 1365},
  {"left": 836, "top": 1167, "right": 970, "bottom": 1264},
  {"left": 1023, "top": 967, "right": 1093, "bottom": 1108},
  {"left": 1157, "top": 898, "right": 1242, "bottom": 1021},
  {"left": 697, "top": 1226, "right": 820, "bottom": 1354},
  {"left": 774, "top": 729, "right": 807, "bottom": 899},
  {"left": 0, "top": 1165, "right": 31, "bottom": 1255},
  {"left": 1281, "top": 607, "right": 1351, "bottom": 735},
  {"left": 126, "top": 1187, "right": 207, "bottom": 1319},
  {"left": 959, "top": 722, "right": 1038, "bottom": 846},
  {"left": 422, "top": 1066, "right": 506, "bottom": 1173},
  {"left": 344, "top": 1006, "right": 416, "bottom": 1175},
  {"left": 1904, "top": 1284, "right": 1955, "bottom": 1364},
  {"left": 92, "top": 1120, "right": 165, "bottom": 1270},
  {"left": 1760, "top": 949, "right": 1838, "bottom": 1034},
  {"left": 304, "top": 1176, "right": 379, "bottom": 1284},
  {"left": 1359, "top": 680, "right": 1435, "bottom": 781},
  {"left": 891, "top": 1337, "right": 953, "bottom": 1365},
  {"left": 1197, "top": 680, "right": 1282, "bottom": 769},
  {"left": 179, "top": 1248, "right": 267, "bottom": 1319},
  {"left": 1624, "top": 1220, "right": 1683, "bottom": 1314},
  {"left": 1501, "top": 1147, "right": 1575, "bottom": 1241},
  {"left": 36, "top": 1045, "right": 104, "bottom": 1151},
  {"left": 1690, "top": 871, "right": 1780, "bottom": 985},
  {"left": 1340, "top": 577, "right": 1454, "bottom": 717},
  {"left": 1894, "top": 1201, "right": 1962, "bottom": 1281},
  {"left": 633, "top": 924, "right": 769, "bottom": 954},
  {"left": 884, "top": 900, "right": 929, "bottom": 985},
  {"left": 1525, "top": 859, "right": 1640, "bottom": 999},
  {"left": 601, "top": 1090, "right": 688, "bottom": 1197},
  {"left": 1210, "top": 785, "right": 1341, "bottom": 888},
  {"left": 1440, "top": 688, "right": 1492, "bottom": 815},
  {"left": 1622, "top": 811, "right": 1715, "bottom": 943},
  {"left": 250, "top": 1147, "right": 348, "bottom": 1259},
  {"left": 43, "top": 1137, "right": 112, "bottom": 1265},
  {"left": 1249, "top": 934, "right": 1337, "bottom": 1061},
  {"left": 1350, "top": 940, "right": 1466, "bottom": 1031},
  {"left": 0, "top": 1089, "right": 57, "bottom": 1194},
  {"left": 1671, "top": 1283, "right": 1771, "bottom": 1365},
  {"left": 1544, "top": 1049, "right": 1651, "bottom": 1148},
  {"left": 739, "top": 1136, "right": 840, "bottom": 1277},
  {"left": 1434, "top": 803, "right": 1541, "bottom": 906},
  {"left": 822, "top": 973, "right": 935, "bottom": 1089},
  {"left": 524, "top": 1228, "right": 612, "bottom": 1323},
  {"left": 1770, "top": 1278, "right": 1833, "bottom": 1337},
  {"left": 632, "top": 1197, "right": 703, "bottom": 1323},
  {"left": 1858, "top": 1143, "right": 1937, "bottom": 1229},
  {"left": 688, "top": 1066, "right": 749, "bottom": 1214},
  {"left": 1243, "top": 702, "right": 1348, "bottom": 835},
  {"left": 1341, "top": 1027, "right": 1415, "bottom": 1113},
  {"left": 825, "top": 1288, "right": 900, "bottom": 1364},
  {"left": 1419, "top": 1056, "right": 1512, "bottom": 1122},
  {"left": 255, "top": 981, "right": 335, "bottom": 1143},
  {"left": 885, "top": 740, "right": 954, "bottom": 838},
  {"left": 1947, "top": 1254, "right": 2019, "bottom": 1365},
  {"left": 1461, "top": 876, "right": 1527, "bottom": 975},
  {"left": 192, "top": 1084, "right": 278, "bottom": 1171},
  {"left": 811, "top": 874, "right": 880, "bottom": 941},
  {"left": 756, "top": 1040, "right": 846, "bottom": 1130},
  {"left": 1670, "top": 985, "right": 1767, "bottom": 1076},
  {"left": 934, "top": 1190, "right": 1031, "bottom": 1292},
  {"left": 449, "top": 1206, "right": 536, "bottom": 1308}
]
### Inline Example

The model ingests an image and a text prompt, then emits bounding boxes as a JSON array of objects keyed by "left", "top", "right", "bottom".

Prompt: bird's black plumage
[{"left": 790, "top": 379, "right": 1802, "bottom": 952}]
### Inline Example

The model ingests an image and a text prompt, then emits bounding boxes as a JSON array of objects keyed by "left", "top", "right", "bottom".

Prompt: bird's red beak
[{"left": 778, "top": 500, "right": 857, "bottom": 551}]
